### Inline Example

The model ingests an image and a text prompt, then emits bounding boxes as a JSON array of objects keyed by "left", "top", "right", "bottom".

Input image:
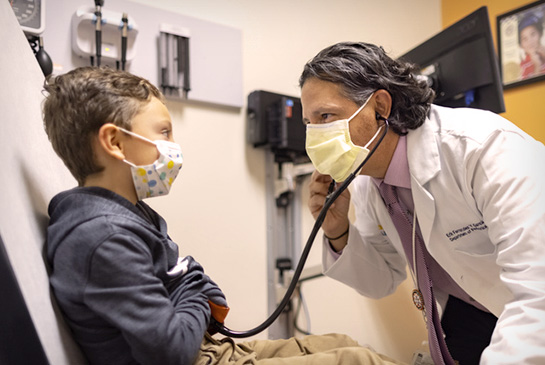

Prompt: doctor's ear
[
  {"left": 97, "top": 123, "right": 126, "bottom": 161},
  {"left": 373, "top": 89, "right": 392, "bottom": 120}
]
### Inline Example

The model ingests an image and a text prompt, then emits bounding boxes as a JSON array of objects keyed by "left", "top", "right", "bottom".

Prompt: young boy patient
[{"left": 43, "top": 67, "right": 403, "bottom": 365}]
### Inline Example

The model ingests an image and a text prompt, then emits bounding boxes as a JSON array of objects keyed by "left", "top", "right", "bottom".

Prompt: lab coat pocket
[
  {"left": 453, "top": 240, "right": 496, "bottom": 257},
  {"left": 447, "top": 221, "right": 496, "bottom": 257}
]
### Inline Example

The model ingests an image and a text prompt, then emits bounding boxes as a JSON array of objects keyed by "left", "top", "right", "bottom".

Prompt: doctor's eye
[{"left": 320, "top": 113, "right": 333, "bottom": 123}]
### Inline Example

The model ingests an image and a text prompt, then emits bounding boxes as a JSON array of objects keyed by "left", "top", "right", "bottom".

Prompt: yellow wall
[{"left": 442, "top": 0, "right": 545, "bottom": 142}]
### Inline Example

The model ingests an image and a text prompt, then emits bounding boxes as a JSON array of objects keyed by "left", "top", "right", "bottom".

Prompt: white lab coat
[{"left": 322, "top": 105, "right": 545, "bottom": 364}]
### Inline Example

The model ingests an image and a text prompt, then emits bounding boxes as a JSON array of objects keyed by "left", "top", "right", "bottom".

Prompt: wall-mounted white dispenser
[{"left": 71, "top": 6, "right": 138, "bottom": 66}]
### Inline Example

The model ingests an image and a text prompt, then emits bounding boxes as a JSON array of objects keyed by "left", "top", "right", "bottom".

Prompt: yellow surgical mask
[{"left": 305, "top": 93, "right": 383, "bottom": 182}]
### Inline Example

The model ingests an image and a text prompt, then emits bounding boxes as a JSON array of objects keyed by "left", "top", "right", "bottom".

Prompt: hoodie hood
[{"left": 46, "top": 187, "right": 155, "bottom": 264}]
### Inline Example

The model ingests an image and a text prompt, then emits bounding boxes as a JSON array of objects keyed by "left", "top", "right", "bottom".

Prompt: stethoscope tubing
[{"left": 215, "top": 118, "right": 389, "bottom": 338}]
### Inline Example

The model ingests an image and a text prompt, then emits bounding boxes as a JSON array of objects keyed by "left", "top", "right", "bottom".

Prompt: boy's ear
[
  {"left": 373, "top": 89, "right": 392, "bottom": 120},
  {"left": 97, "top": 123, "right": 126, "bottom": 161}
]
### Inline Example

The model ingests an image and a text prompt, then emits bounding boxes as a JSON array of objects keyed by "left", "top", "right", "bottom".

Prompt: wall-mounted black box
[{"left": 247, "top": 90, "right": 308, "bottom": 163}]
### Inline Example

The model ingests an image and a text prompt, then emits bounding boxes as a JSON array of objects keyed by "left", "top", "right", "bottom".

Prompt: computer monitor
[{"left": 399, "top": 6, "right": 505, "bottom": 114}]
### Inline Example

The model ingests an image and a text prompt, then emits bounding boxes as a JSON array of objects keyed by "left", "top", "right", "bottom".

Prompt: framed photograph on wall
[{"left": 497, "top": 0, "right": 545, "bottom": 89}]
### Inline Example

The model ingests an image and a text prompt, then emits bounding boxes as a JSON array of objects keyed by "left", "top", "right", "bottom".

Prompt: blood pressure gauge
[{"left": 9, "top": 0, "right": 45, "bottom": 35}]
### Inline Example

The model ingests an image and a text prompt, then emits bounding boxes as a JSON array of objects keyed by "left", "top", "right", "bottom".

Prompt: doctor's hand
[{"left": 308, "top": 171, "right": 351, "bottom": 252}]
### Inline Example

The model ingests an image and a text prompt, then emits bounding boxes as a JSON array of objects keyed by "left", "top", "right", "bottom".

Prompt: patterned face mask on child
[
  {"left": 119, "top": 128, "right": 183, "bottom": 200},
  {"left": 305, "top": 93, "right": 382, "bottom": 182}
]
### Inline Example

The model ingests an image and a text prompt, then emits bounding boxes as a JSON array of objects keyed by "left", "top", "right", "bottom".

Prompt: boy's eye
[{"left": 161, "top": 129, "right": 171, "bottom": 138}]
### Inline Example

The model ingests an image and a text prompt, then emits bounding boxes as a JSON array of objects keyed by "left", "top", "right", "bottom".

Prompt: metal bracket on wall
[
  {"left": 159, "top": 23, "right": 191, "bottom": 99},
  {"left": 265, "top": 151, "right": 314, "bottom": 339}
]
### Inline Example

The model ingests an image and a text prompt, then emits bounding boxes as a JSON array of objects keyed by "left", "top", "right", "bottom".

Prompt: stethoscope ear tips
[{"left": 375, "top": 112, "right": 385, "bottom": 121}]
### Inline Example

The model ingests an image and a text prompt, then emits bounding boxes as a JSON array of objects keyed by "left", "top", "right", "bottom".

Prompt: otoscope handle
[
  {"left": 95, "top": 30, "right": 102, "bottom": 52},
  {"left": 94, "top": 5, "right": 102, "bottom": 66},
  {"left": 120, "top": 13, "right": 128, "bottom": 70}
]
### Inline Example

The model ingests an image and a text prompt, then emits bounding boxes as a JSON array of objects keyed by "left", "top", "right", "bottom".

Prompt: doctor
[{"left": 300, "top": 41, "right": 545, "bottom": 365}]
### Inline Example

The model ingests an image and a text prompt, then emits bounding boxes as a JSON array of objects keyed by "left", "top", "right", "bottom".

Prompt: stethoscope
[{"left": 212, "top": 114, "right": 390, "bottom": 338}]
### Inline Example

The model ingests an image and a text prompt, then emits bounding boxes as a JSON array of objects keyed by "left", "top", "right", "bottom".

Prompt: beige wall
[{"left": 129, "top": 1, "right": 442, "bottom": 362}]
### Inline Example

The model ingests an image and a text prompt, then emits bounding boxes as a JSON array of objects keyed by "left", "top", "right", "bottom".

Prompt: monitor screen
[{"left": 399, "top": 6, "right": 505, "bottom": 114}]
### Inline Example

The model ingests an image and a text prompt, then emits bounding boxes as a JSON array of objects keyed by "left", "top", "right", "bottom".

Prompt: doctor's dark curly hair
[{"left": 299, "top": 42, "right": 435, "bottom": 135}]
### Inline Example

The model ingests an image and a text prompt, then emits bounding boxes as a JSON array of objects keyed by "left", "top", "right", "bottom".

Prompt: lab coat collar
[
  {"left": 406, "top": 106, "right": 441, "bottom": 186},
  {"left": 406, "top": 106, "right": 442, "bottom": 251}
]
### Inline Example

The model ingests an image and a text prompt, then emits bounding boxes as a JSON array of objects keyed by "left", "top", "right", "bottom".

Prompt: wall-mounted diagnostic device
[
  {"left": 10, "top": 0, "right": 46, "bottom": 35},
  {"left": 71, "top": 5, "right": 138, "bottom": 68},
  {"left": 9, "top": 0, "right": 52, "bottom": 77},
  {"left": 247, "top": 90, "right": 308, "bottom": 164}
]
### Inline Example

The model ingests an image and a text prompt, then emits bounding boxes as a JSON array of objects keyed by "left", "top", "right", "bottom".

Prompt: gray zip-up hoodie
[{"left": 47, "top": 187, "right": 226, "bottom": 365}]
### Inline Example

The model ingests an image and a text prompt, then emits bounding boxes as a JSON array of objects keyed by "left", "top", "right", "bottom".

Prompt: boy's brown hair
[{"left": 42, "top": 66, "right": 164, "bottom": 185}]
